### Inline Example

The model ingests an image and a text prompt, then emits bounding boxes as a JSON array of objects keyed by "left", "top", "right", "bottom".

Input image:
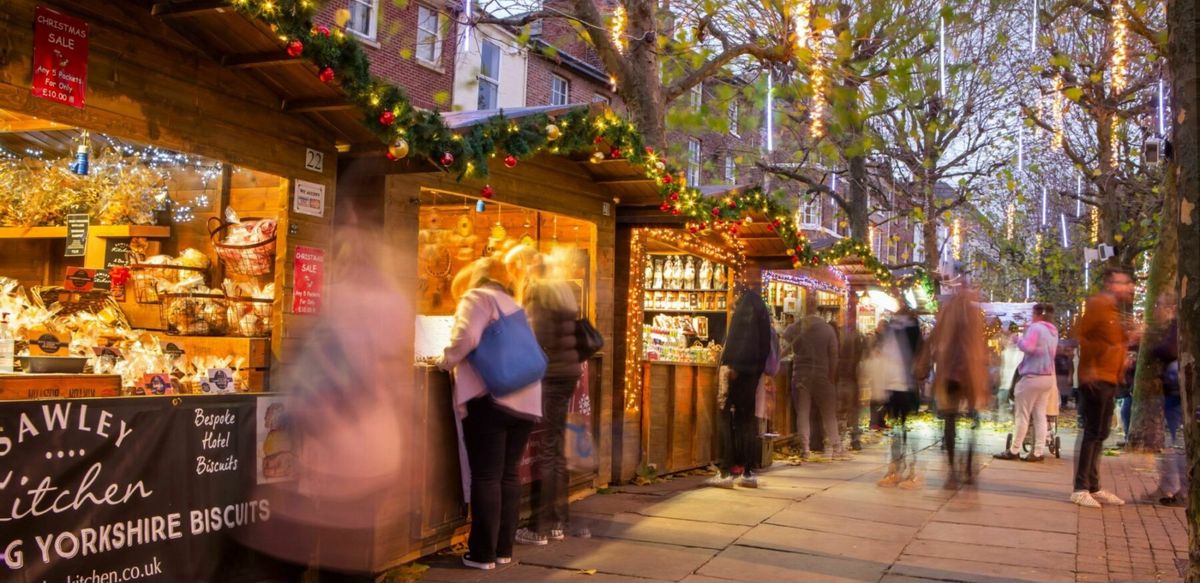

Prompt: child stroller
[{"left": 1005, "top": 381, "right": 1062, "bottom": 458}]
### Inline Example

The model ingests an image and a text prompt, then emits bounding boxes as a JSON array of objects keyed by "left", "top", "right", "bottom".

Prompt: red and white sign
[
  {"left": 31, "top": 5, "right": 89, "bottom": 109},
  {"left": 291, "top": 246, "right": 325, "bottom": 315}
]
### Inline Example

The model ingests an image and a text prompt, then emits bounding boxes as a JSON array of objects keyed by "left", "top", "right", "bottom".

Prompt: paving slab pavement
[{"left": 409, "top": 422, "right": 1189, "bottom": 583}]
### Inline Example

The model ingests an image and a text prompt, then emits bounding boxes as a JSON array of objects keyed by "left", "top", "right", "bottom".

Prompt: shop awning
[{"left": 144, "top": 0, "right": 381, "bottom": 148}]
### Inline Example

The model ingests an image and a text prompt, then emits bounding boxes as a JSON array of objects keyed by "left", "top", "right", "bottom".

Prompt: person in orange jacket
[{"left": 1071, "top": 267, "right": 1136, "bottom": 508}]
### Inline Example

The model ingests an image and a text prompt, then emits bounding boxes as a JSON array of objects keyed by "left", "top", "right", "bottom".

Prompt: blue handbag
[{"left": 468, "top": 295, "right": 548, "bottom": 396}]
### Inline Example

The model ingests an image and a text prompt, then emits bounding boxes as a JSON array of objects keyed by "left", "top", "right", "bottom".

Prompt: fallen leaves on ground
[{"left": 380, "top": 562, "right": 430, "bottom": 583}]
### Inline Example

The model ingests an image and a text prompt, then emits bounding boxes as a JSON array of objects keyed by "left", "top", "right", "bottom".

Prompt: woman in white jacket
[{"left": 439, "top": 258, "right": 543, "bottom": 570}]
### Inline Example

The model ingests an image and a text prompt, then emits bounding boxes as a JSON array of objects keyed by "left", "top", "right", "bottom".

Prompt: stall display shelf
[
  {"left": 643, "top": 309, "right": 727, "bottom": 314},
  {"left": 0, "top": 373, "right": 122, "bottom": 400},
  {"left": 643, "top": 287, "right": 729, "bottom": 293},
  {"left": 0, "top": 225, "right": 171, "bottom": 239}
]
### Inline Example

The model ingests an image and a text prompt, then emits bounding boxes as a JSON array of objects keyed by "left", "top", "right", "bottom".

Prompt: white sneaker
[
  {"left": 737, "top": 474, "right": 759, "bottom": 488},
  {"left": 705, "top": 474, "right": 735, "bottom": 489},
  {"left": 515, "top": 528, "right": 549, "bottom": 545},
  {"left": 1071, "top": 490, "right": 1102, "bottom": 508},
  {"left": 496, "top": 557, "right": 513, "bottom": 565},
  {"left": 1092, "top": 490, "right": 1126, "bottom": 505},
  {"left": 462, "top": 555, "right": 496, "bottom": 570}
]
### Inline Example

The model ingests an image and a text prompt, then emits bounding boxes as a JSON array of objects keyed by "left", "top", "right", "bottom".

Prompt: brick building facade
[{"left": 315, "top": 0, "right": 458, "bottom": 111}]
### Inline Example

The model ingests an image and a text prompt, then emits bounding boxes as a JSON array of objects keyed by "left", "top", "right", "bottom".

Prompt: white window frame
[
  {"left": 724, "top": 155, "right": 736, "bottom": 184},
  {"left": 550, "top": 75, "right": 569, "bottom": 106},
  {"left": 592, "top": 93, "right": 611, "bottom": 105},
  {"left": 347, "top": 0, "right": 380, "bottom": 41},
  {"left": 800, "top": 196, "right": 822, "bottom": 227},
  {"left": 477, "top": 40, "right": 501, "bottom": 110},
  {"left": 690, "top": 85, "right": 703, "bottom": 111},
  {"left": 686, "top": 138, "right": 702, "bottom": 185},
  {"left": 728, "top": 101, "right": 740, "bottom": 136},
  {"left": 416, "top": 5, "right": 444, "bottom": 65}
]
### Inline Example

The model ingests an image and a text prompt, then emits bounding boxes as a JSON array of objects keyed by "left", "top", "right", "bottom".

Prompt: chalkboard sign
[{"left": 64, "top": 213, "right": 89, "bottom": 257}]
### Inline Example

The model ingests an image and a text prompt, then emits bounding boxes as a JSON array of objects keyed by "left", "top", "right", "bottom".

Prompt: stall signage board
[
  {"left": 0, "top": 395, "right": 292, "bottom": 582},
  {"left": 293, "top": 180, "right": 325, "bottom": 218},
  {"left": 63, "top": 266, "right": 96, "bottom": 291},
  {"left": 292, "top": 246, "right": 324, "bottom": 315},
  {"left": 31, "top": 6, "right": 89, "bottom": 109},
  {"left": 64, "top": 213, "right": 89, "bottom": 257}
]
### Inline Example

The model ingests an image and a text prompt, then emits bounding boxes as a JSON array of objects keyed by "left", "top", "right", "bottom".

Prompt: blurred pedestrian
[
  {"left": 1149, "top": 293, "right": 1184, "bottom": 505},
  {"left": 709, "top": 289, "right": 773, "bottom": 488},
  {"left": 995, "top": 324, "right": 1022, "bottom": 421},
  {"left": 915, "top": 285, "right": 990, "bottom": 489},
  {"left": 994, "top": 303, "right": 1058, "bottom": 462},
  {"left": 1072, "top": 267, "right": 1135, "bottom": 508},
  {"left": 876, "top": 305, "right": 924, "bottom": 487},
  {"left": 506, "top": 247, "right": 589, "bottom": 545},
  {"left": 785, "top": 313, "right": 843, "bottom": 459},
  {"left": 440, "top": 258, "right": 543, "bottom": 569},
  {"left": 1055, "top": 343, "right": 1075, "bottom": 410}
]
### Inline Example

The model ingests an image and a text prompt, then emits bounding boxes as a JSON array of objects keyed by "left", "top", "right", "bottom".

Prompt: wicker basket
[
  {"left": 30, "top": 286, "right": 131, "bottom": 328},
  {"left": 226, "top": 297, "right": 273, "bottom": 337},
  {"left": 159, "top": 293, "right": 229, "bottom": 336},
  {"left": 129, "top": 264, "right": 208, "bottom": 304},
  {"left": 209, "top": 217, "right": 277, "bottom": 276}
]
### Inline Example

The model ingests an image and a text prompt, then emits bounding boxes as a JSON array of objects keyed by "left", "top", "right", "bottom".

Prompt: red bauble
[
  {"left": 287, "top": 40, "right": 304, "bottom": 57},
  {"left": 645, "top": 146, "right": 655, "bottom": 155},
  {"left": 610, "top": 148, "right": 622, "bottom": 159},
  {"left": 727, "top": 199, "right": 737, "bottom": 209},
  {"left": 386, "top": 152, "right": 397, "bottom": 161},
  {"left": 663, "top": 174, "right": 673, "bottom": 184},
  {"left": 440, "top": 152, "right": 455, "bottom": 166},
  {"left": 671, "top": 208, "right": 680, "bottom": 215},
  {"left": 318, "top": 67, "right": 335, "bottom": 83},
  {"left": 379, "top": 111, "right": 395, "bottom": 126},
  {"left": 593, "top": 136, "right": 604, "bottom": 144},
  {"left": 316, "top": 25, "right": 331, "bottom": 37},
  {"left": 481, "top": 185, "right": 495, "bottom": 199},
  {"left": 767, "top": 223, "right": 775, "bottom": 232},
  {"left": 711, "top": 207, "right": 721, "bottom": 217},
  {"left": 504, "top": 154, "right": 518, "bottom": 168},
  {"left": 668, "top": 192, "right": 679, "bottom": 201},
  {"left": 660, "top": 202, "right": 671, "bottom": 212}
]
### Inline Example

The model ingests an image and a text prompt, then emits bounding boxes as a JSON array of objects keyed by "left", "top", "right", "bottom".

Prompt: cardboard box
[{"left": 27, "top": 329, "right": 72, "bottom": 356}]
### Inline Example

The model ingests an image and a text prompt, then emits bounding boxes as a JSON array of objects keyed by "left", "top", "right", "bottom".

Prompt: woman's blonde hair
[{"left": 452, "top": 257, "right": 510, "bottom": 300}]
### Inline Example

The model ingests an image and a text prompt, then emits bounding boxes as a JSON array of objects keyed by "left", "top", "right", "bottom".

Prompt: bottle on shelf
[{"left": 0, "top": 312, "right": 14, "bottom": 373}]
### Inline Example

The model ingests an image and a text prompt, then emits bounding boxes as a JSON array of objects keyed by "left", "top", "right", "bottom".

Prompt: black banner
[{"left": 0, "top": 395, "right": 293, "bottom": 583}]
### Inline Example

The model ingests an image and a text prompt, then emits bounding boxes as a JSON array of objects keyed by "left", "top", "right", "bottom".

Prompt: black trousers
[
  {"left": 532, "top": 378, "right": 575, "bottom": 534},
  {"left": 462, "top": 396, "right": 535, "bottom": 562},
  {"left": 1075, "top": 381, "right": 1117, "bottom": 493},
  {"left": 940, "top": 381, "right": 977, "bottom": 480},
  {"left": 719, "top": 366, "right": 763, "bottom": 475}
]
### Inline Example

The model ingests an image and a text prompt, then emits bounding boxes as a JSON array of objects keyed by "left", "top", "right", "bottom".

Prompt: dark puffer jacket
[{"left": 525, "top": 280, "right": 583, "bottom": 382}]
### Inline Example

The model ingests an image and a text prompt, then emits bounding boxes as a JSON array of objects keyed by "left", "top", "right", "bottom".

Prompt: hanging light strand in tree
[
  {"left": 1111, "top": 0, "right": 1128, "bottom": 93},
  {"left": 791, "top": 0, "right": 812, "bottom": 53},
  {"left": 1053, "top": 75, "right": 1065, "bottom": 150},
  {"left": 809, "top": 46, "right": 828, "bottom": 139},
  {"left": 610, "top": 4, "right": 628, "bottom": 54}
]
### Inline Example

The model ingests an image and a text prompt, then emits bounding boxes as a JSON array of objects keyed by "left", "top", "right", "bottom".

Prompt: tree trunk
[
  {"left": 1127, "top": 174, "right": 1178, "bottom": 451},
  {"left": 847, "top": 155, "right": 870, "bottom": 242},
  {"left": 1167, "top": 0, "right": 1199, "bottom": 574}
]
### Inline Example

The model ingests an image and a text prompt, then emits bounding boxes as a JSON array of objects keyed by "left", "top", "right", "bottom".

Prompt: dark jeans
[
  {"left": 940, "top": 381, "right": 977, "bottom": 482},
  {"left": 462, "top": 396, "right": 535, "bottom": 562},
  {"left": 1118, "top": 395, "right": 1133, "bottom": 436},
  {"left": 1075, "top": 381, "right": 1117, "bottom": 493},
  {"left": 532, "top": 378, "right": 575, "bottom": 534},
  {"left": 719, "top": 366, "right": 763, "bottom": 475},
  {"left": 1165, "top": 394, "right": 1182, "bottom": 444}
]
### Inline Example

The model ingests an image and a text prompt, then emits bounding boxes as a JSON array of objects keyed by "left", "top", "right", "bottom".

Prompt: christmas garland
[{"left": 229, "top": 0, "right": 928, "bottom": 288}]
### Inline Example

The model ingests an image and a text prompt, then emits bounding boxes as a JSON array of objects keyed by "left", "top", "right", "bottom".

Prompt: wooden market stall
[
  {"left": 0, "top": 2, "right": 386, "bottom": 581},
  {"left": 331, "top": 104, "right": 623, "bottom": 568}
]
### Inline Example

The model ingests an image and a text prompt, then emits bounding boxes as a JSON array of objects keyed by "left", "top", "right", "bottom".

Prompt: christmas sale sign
[
  {"left": 31, "top": 5, "right": 89, "bottom": 109},
  {"left": 292, "top": 246, "right": 325, "bottom": 315}
]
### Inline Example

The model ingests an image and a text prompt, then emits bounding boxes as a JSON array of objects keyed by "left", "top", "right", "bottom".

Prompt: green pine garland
[{"left": 229, "top": 0, "right": 931, "bottom": 291}]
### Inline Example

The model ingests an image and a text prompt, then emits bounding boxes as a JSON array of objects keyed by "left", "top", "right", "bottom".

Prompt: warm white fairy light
[
  {"left": 952, "top": 218, "right": 962, "bottom": 259},
  {"left": 792, "top": 0, "right": 811, "bottom": 52},
  {"left": 1006, "top": 203, "right": 1016, "bottom": 238},
  {"left": 809, "top": 54, "right": 828, "bottom": 139},
  {"left": 1111, "top": 0, "right": 1128, "bottom": 93},
  {"left": 611, "top": 5, "right": 627, "bottom": 54},
  {"left": 1090, "top": 206, "right": 1099, "bottom": 244}
]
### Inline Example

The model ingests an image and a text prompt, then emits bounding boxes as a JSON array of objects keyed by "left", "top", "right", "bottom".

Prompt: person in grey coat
[{"left": 785, "top": 314, "right": 843, "bottom": 459}]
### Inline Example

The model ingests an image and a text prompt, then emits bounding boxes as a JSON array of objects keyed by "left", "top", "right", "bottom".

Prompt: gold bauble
[
  {"left": 590, "top": 151, "right": 605, "bottom": 164},
  {"left": 546, "top": 124, "right": 562, "bottom": 141},
  {"left": 389, "top": 138, "right": 410, "bottom": 159}
]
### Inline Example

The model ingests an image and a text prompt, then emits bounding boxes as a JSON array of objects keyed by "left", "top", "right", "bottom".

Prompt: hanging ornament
[
  {"left": 711, "top": 207, "right": 721, "bottom": 217},
  {"left": 545, "top": 124, "right": 562, "bottom": 141},
  {"left": 728, "top": 199, "right": 738, "bottom": 209},
  {"left": 481, "top": 185, "right": 495, "bottom": 199},
  {"left": 287, "top": 40, "right": 304, "bottom": 57},
  {"left": 786, "top": 248, "right": 796, "bottom": 256},
  {"left": 668, "top": 192, "right": 680, "bottom": 201},
  {"left": 388, "top": 138, "right": 409, "bottom": 160},
  {"left": 318, "top": 67, "right": 335, "bottom": 83},
  {"left": 315, "top": 25, "right": 332, "bottom": 37},
  {"left": 660, "top": 202, "right": 671, "bottom": 212},
  {"left": 610, "top": 147, "right": 622, "bottom": 159},
  {"left": 69, "top": 136, "right": 90, "bottom": 176},
  {"left": 379, "top": 111, "right": 395, "bottom": 126},
  {"left": 671, "top": 208, "right": 680, "bottom": 216},
  {"left": 663, "top": 174, "right": 673, "bottom": 184},
  {"left": 590, "top": 151, "right": 605, "bottom": 164},
  {"left": 593, "top": 136, "right": 604, "bottom": 145},
  {"left": 503, "top": 154, "right": 518, "bottom": 168},
  {"left": 440, "top": 152, "right": 455, "bottom": 166}
]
